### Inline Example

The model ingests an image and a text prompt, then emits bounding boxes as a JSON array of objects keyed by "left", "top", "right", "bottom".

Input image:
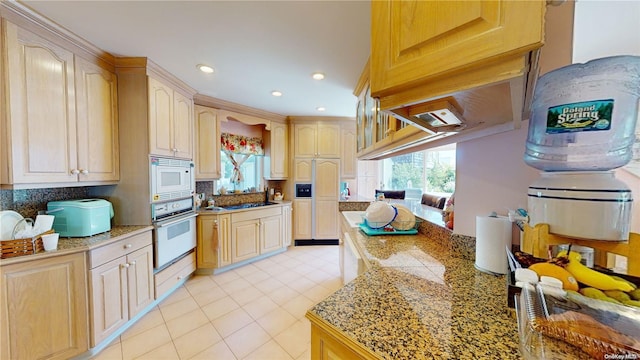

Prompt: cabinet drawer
[
  {"left": 154, "top": 251, "right": 196, "bottom": 299},
  {"left": 231, "top": 206, "right": 281, "bottom": 222},
  {"left": 89, "top": 232, "right": 152, "bottom": 269}
]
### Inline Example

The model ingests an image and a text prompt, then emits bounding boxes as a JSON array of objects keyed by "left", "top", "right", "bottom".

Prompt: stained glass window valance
[{"left": 221, "top": 132, "right": 264, "bottom": 155}]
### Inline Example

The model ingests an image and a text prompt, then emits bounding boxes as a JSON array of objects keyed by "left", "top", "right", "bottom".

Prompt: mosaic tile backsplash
[{"left": 1, "top": 187, "right": 92, "bottom": 220}]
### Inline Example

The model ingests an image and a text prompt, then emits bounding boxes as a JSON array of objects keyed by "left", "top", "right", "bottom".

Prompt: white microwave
[{"left": 150, "top": 156, "right": 194, "bottom": 203}]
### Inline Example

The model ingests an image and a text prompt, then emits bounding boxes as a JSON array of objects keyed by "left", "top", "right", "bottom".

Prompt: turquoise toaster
[{"left": 47, "top": 199, "right": 114, "bottom": 237}]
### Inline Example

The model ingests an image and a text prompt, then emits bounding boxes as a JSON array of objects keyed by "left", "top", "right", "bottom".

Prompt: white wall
[
  {"left": 454, "top": 122, "right": 540, "bottom": 236},
  {"left": 574, "top": 0, "right": 640, "bottom": 233},
  {"left": 572, "top": 1, "right": 640, "bottom": 63}
]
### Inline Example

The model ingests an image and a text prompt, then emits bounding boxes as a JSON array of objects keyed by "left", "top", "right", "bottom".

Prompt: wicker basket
[{"left": 0, "top": 229, "right": 53, "bottom": 259}]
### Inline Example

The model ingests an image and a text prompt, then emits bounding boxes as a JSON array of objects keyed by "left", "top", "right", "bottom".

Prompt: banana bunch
[{"left": 556, "top": 250, "right": 634, "bottom": 292}]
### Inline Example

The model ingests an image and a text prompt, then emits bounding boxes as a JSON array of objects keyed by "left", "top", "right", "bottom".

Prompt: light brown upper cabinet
[
  {"left": 149, "top": 77, "right": 194, "bottom": 159},
  {"left": 115, "top": 57, "right": 197, "bottom": 165},
  {"left": 75, "top": 57, "right": 120, "bottom": 182},
  {"left": 294, "top": 122, "right": 340, "bottom": 158},
  {"left": 194, "top": 105, "right": 221, "bottom": 180},
  {"left": 353, "top": 59, "right": 422, "bottom": 160},
  {"left": 368, "top": 1, "right": 574, "bottom": 156},
  {"left": 340, "top": 123, "right": 357, "bottom": 179},
  {"left": 371, "top": 1, "right": 545, "bottom": 99},
  {"left": 264, "top": 121, "right": 289, "bottom": 179},
  {"left": 1, "top": 20, "right": 119, "bottom": 186}
]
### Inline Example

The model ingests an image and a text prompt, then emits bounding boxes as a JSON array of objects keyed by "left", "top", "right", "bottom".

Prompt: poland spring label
[{"left": 545, "top": 99, "right": 613, "bottom": 134}]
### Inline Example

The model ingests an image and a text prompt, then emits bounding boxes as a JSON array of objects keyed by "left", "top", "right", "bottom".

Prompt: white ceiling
[{"left": 22, "top": 0, "right": 371, "bottom": 118}]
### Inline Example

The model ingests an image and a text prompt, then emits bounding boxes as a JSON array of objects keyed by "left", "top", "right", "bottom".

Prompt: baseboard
[{"left": 294, "top": 239, "right": 339, "bottom": 246}]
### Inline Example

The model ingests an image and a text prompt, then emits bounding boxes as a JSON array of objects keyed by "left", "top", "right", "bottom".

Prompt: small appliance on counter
[{"left": 47, "top": 199, "right": 114, "bottom": 237}]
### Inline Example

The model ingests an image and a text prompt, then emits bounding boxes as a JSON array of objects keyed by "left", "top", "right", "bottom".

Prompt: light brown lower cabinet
[
  {"left": 197, "top": 213, "right": 231, "bottom": 270},
  {"left": 0, "top": 252, "right": 89, "bottom": 360},
  {"left": 197, "top": 206, "right": 289, "bottom": 271},
  {"left": 308, "top": 313, "right": 379, "bottom": 360},
  {"left": 88, "top": 232, "right": 154, "bottom": 346},
  {"left": 154, "top": 251, "right": 196, "bottom": 299}
]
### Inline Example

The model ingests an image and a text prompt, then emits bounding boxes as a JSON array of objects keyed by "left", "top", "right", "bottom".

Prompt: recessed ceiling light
[
  {"left": 316, "top": 107, "right": 326, "bottom": 112},
  {"left": 312, "top": 72, "right": 325, "bottom": 80},
  {"left": 197, "top": 64, "right": 214, "bottom": 73},
  {"left": 271, "top": 90, "right": 283, "bottom": 97}
]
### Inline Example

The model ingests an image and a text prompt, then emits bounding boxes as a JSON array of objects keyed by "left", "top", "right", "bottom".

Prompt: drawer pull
[
  {"left": 129, "top": 260, "right": 136, "bottom": 266},
  {"left": 121, "top": 263, "right": 130, "bottom": 269},
  {"left": 124, "top": 244, "right": 132, "bottom": 249}
]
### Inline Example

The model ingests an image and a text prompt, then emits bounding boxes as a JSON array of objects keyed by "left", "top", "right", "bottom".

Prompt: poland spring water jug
[{"left": 524, "top": 56, "right": 640, "bottom": 171}]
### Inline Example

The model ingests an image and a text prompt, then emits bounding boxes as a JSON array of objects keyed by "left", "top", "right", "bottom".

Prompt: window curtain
[{"left": 221, "top": 133, "right": 264, "bottom": 184}]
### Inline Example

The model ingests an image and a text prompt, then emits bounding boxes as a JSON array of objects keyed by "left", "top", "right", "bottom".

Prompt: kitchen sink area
[{"left": 203, "top": 201, "right": 280, "bottom": 211}]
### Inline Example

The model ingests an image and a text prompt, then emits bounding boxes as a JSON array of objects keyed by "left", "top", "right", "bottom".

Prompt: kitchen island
[{"left": 305, "top": 214, "right": 587, "bottom": 359}]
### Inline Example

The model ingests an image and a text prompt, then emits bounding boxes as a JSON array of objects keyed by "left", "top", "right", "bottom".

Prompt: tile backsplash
[{"left": 0, "top": 187, "right": 91, "bottom": 220}]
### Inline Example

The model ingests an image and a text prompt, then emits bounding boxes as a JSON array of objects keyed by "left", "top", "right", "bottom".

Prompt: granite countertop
[
  {"left": 0, "top": 225, "right": 152, "bottom": 266},
  {"left": 306, "top": 214, "right": 588, "bottom": 359}
]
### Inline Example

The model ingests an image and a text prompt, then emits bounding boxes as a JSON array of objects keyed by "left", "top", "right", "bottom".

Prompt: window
[
  {"left": 381, "top": 144, "right": 456, "bottom": 195},
  {"left": 219, "top": 151, "right": 261, "bottom": 192}
]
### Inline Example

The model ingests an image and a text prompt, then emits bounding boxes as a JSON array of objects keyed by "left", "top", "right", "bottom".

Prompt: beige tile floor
[{"left": 92, "top": 245, "right": 342, "bottom": 360}]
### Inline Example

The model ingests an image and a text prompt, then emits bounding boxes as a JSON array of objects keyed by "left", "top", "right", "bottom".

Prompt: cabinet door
[
  {"left": 194, "top": 105, "right": 220, "bottom": 179},
  {"left": 341, "top": 126, "right": 357, "bottom": 179},
  {"left": 315, "top": 159, "right": 340, "bottom": 199},
  {"left": 4, "top": 21, "right": 78, "bottom": 183},
  {"left": 126, "top": 245, "right": 154, "bottom": 318},
  {"left": 282, "top": 204, "right": 292, "bottom": 247},
  {"left": 370, "top": 0, "right": 545, "bottom": 96},
  {"left": 294, "top": 158, "right": 313, "bottom": 183},
  {"left": 261, "top": 215, "right": 282, "bottom": 254},
  {"left": 197, "top": 215, "right": 218, "bottom": 269},
  {"left": 90, "top": 256, "right": 128, "bottom": 346},
  {"left": 294, "top": 123, "right": 317, "bottom": 157},
  {"left": 315, "top": 199, "right": 339, "bottom": 239},
  {"left": 0, "top": 253, "right": 89, "bottom": 360},
  {"left": 231, "top": 219, "right": 260, "bottom": 263},
  {"left": 311, "top": 323, "right": 365, "bottom": 360},
  {"left": 148, "top": 77, "right": 174, "bottom": 157},
  {"left": 293, "top": 199, "right": 312, "bottom": 240},
  {"left": 218, "top": 214, "right": 232, "bottom": 267},
  {"left": 173, "top": 90, "right": 194, "bottom": 159},
  {"left": 269, "top": 122, "right": 289, "bottom": 178},
  {"left": 317, "top": 123, "right": 340, "bottom": 158},
  {"left": 75, "top": 56, "right": 120, "bottom": 182}
]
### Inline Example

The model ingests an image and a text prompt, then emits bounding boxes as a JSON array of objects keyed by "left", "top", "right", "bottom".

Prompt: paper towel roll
[{"left": 475, "top": 215, "right": 512, "bottom": 275}]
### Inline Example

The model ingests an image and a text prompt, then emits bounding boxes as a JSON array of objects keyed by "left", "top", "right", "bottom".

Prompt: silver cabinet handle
[
  {"left": 129, "top": 260, "right": 136, "bottom": 266},
  {"left": 121, "top": 263, "right": 130, "bottom": 269},
  {"left": 70, "top": 169, "right": 80, "bottom": 175},
  {"left": 124, "top": 244, "right": 132, "bottom": 249},
  {"left": 80, "top": 169, "right": 89, "bottom": 175}
]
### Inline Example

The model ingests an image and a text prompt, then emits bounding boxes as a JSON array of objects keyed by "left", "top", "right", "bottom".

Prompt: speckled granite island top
[
  {"left": 305, "top": 215, "right": 588, "bottom": 359},
  {"left": 0, "top": 225, "right": 152, "bottom": 265}
]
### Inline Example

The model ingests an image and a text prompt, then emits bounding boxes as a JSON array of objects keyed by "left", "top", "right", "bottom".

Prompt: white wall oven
[
  {"left": 152, "top": 197, "right": 196, "bottom": 270},
  {"left": 150, "top": 156, "right": 194, "bottom": 203}
]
